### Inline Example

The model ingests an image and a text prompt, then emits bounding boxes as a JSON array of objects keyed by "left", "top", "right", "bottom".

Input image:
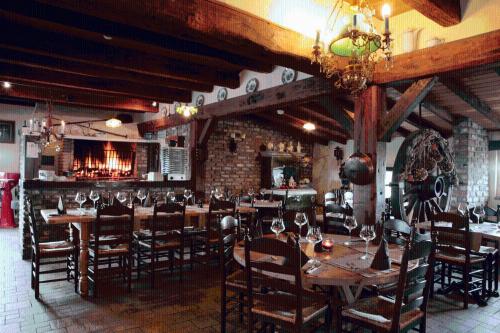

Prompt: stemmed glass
[
  {"left": 75, "top": 192, "right": 87, "bottom": 215},
  {"left": 89, "top": 190, "right": 100, "bottom": 208},
  {"left": 473, "top": 205, "right": 485, "bottom": 224},
  {"left": 458, "top": 202, "right": 468, "bottom": 216},
  {"left": 306, "top": 226, "right": 323, "bottom": 267},
  {"left": 270, "top": 218, "right": 286, "bottom": 239},
  {"left": 294, "top": 212, "right": 308, "bottom": 240},
  {"left": 116, "top": 192, "right": 127, "bottom": 205},
  {"left": 184, "top": 189, "right": 193, "bottom": 205},
  {"left": 359, "top": 225, "right": 376, "bottom": 260},
  {"left": 166, "top": 191, "right": 175, "bottom": 203},
  {"left": 136, "top": 190, "right": 147, "bottom": 206},
  {"left": 343, "top": 216, "right": 358, "bottom": 246},
  {"left": 214, "top": 188, "right": 223, "bottom": 200}
]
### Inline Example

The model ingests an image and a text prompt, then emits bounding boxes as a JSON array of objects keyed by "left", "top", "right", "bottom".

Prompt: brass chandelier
[{"left": 311, "top": 0, "right": 393, "bottom": 95}]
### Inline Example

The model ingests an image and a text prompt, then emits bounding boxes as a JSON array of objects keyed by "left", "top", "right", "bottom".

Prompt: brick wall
[
  {"left": 450, "top": 119, "right": 489, "bottom": 208},
  {"left": 203, "top": 119, "right": 312, "bottom": 196}
]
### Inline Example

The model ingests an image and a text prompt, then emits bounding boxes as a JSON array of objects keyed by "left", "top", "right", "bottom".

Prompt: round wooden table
[{"left": 233, "top": 234, "right": 407, "bottom": 304}]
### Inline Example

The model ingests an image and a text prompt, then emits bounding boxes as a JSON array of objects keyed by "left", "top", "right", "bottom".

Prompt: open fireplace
[{"left": 72, "top": 140, "right": 136, "bottom": 179}]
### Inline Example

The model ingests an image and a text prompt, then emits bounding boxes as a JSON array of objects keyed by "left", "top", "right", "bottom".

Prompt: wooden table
[
  {"left": 40, "top": 205, "right": 255, "bottom": 296},
  {"left": 234, "top": 234, "right": 408, "bottom": 304}
]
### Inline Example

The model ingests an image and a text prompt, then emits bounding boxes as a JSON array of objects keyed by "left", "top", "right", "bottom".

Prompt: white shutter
[{"left": 161, "top": 147, "right": 190, "bottom": 180}]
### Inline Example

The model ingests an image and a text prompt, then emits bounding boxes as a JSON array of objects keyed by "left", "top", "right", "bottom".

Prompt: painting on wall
[{"left": 0, "top": 120, "right": 15, "bottom": 143}]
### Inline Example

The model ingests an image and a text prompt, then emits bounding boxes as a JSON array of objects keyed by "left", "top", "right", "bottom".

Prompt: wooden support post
[{"left": 353, "top": 86, "right": 387, "bottom": 226}]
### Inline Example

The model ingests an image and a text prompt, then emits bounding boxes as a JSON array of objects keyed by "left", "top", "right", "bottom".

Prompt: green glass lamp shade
[{"left": 329, "top": 30, "right": 381, "bottom": 57}]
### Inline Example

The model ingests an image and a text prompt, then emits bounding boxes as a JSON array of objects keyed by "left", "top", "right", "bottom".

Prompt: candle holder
[{"left": 321, "top": 238, "right": 334, "bottom": 252}]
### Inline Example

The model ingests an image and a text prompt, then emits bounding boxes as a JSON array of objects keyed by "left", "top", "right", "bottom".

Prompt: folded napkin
[{"left": 348, "top": 309, "right": 390, "bottom": 323}]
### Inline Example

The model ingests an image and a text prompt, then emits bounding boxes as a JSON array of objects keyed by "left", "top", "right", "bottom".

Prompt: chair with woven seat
[
  {"left": 431, "top": 212, "right": 487, "bottom": 308},
  {"left": 244, "top": 235, "right": 331, "bottom": 333},
  {"left": 88, "top": 203, "right": 134, "bottom": 297},
  {"left": 136, "top": 202, "right": 185, "bottom": 287},
  {"left": 27, "top": 197, "right": 78, "bottom": 300},
  {"left": 191, "top": 198, "right": 235, "bottom": 267},
  {"left": 338, "top": 234, "right": 435, "bottom": 333}
]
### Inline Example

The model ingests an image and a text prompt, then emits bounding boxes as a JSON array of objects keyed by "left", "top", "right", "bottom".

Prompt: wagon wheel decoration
[{"left": 390, "top": 129, "right": 458, "bottom": 225}]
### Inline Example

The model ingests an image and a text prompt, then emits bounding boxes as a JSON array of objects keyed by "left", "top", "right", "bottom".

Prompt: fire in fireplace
[{"left": 73, "top": 140, "right": 136, "bottom": 179}]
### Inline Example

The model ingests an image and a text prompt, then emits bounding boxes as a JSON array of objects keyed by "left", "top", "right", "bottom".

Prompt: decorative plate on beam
[
  {"left": 195, "top": 94, "right": 205, "bottom": 107},
  {"left": 245, "top": 78, "right": 259, "bottom": 94},
  {"left": 217, "top": 88, "right": 228, "bottom": 101},
  {"left": 281, "top": 68, "right": 298, "bottom": 84}
]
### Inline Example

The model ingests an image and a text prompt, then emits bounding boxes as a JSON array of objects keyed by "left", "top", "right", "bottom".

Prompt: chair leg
[
  {"left": 34, "top": 257, "right": 40, "bottom": 300},
  {"left": 137, "top": 246, "right": 142, "bottom": 280},
  {"left": 74, "top": 249, "right": 79, "bottom": 294},
  {"left": 127, "top": 253, "right": 132, "bottom": 292},
  {"left": 464, "top": 265, "right": 469, "bottom": 309},
  {"left": 179, "top": 247, "right": 184, "bottom": 282},
  {"left": 151, "top": 251, "right": 155, "bottom": 289},
  {"left": 440, "top": 262, "right": 446, "bottom": 290},
  {"left": 221, "top": 285, "right": 227, "bottom": 333}
]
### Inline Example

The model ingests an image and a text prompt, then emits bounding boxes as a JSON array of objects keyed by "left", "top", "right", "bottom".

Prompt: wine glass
[
  {"left": 457, "top": 202, "right": 468, "bottom": 216},
  {"left": 184, "top": 189, "right": 192, "bottom": 205},
  {"left": 137, "top": 190, "right": 147, "bottom": 206},
  {"left": 473, "top": 205, "right": 485, "bottom": 224},
  {"left": 306, "top": 226, "right": 323, "bottom": 267},
  {"left": 116, "top": 192, "right": 127, "bottom": 204},
  {"left": 75, "top": 192, "right": 87, "bottom": 215},
  {"left": 359, "top": 225, "right": 376, "bottom": 260},
  {"left": 166, "top": 191, "right": 175, "bottom": 203},
  {"left": 270, "top": 218, "right": 285, "bottom": 239},
  {"left": 343, "top": 216, "right": 358, "bottom": 246},
  {"left": 214, "top": 188, "right": 223, "bottom": 200},
  {"left": 294, "top": 212, "right": 308, "bottom": 240},
  {"left": 89, "top": 190, "right": 100, "bottom": 208}
]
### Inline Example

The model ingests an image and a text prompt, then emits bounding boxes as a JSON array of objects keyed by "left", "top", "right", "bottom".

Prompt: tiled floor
[{"left": 1, "top": 228, "right": 499, "bottom": 333}]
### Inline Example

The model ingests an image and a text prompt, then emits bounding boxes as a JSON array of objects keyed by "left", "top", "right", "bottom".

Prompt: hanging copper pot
[{"left": 342, "top": 152, "right": 375, "bottom": 185}]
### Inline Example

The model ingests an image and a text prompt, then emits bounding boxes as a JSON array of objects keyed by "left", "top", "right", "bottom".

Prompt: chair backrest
[
  {"left": 93, "top": 202, "right": 134, "bottom": 252},
  {"left": 207, "top": 199, "right": 236, "bottom": 239},
  {"left": 244, "top": 235, "right": 305, "bottom": 326},
  {"left": 391, "top": 235, "right": 435, "bottom": 332},
  {"left": 430, "top": 212, "right": 471, "bottom": 262},
  {"left": 324, "top": 202, "right": 346, "bottom": 222},
  {"left": 219, "top": 216, "right": 238, "bottom": 282},
  {"left": 151, "top": 202, "right": 185, "bottom": 246},
  {"left": 26, "top": 197, "right": 40, "bottom": 249},
  {"left": 383, "top": 218, "right": 411, "bottom": 246}
]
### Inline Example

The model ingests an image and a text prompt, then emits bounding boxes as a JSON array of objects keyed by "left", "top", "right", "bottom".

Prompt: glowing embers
[{"left": 72, "top": 140, "right": 136, "bottom": 179}]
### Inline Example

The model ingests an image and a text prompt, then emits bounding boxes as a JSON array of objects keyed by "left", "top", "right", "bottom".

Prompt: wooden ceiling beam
[
  {"left": 0, "top": 63, "right": 191, "bottom": 103},
  {"left": 310, "top": 96, "right": 354, "bottom": 134},
  {"left": 402, "top": 0, "right": 461, "bottom": 27},
  {"left": 273, "top": 113, "right": 348, "bottom": 143},
  {"left": 35, "top": 0, "right": 323, "bottom": 75},
  {"left": 287, "top": 106, "right": 351, "bottom": 137},
  {"left": 0, "top": 3, "right": 273, "bottom": 74},
  {"left": 373, "top": 30, "right": 500, "bottom": 84},
  {"left": 0, "top": 21, "right": 240, "bottom": 88},
  {"left": 0, "top": 84, "right": 158, "bottom": 113},
  {"left": 440, "top": 77, "right": 500, "bottom": 126},
  {"left": 198, "top": 118, "right": 218, "bottom": 147},
  {"left": 379, "top": 77, "right": 438, "bottom": 141},
  {"left": 137, "top": 77, "right": 337, "bottom": 133},
  {"left": 406, "top": 113, "right": 452, "bottom": 138},
  {"left": 0, "top": 48, "right": 213, "bottom": 92}
]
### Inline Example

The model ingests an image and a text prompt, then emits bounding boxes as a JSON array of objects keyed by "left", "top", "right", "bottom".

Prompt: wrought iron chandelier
[
  {"left": 311, "top": 0, "right": 393, "bottom": 95},
  {"left": 175, "top": 103, "right": 198, "bottom": 118},
  {"left": 28, "top": 101, "right": 65, "bottom": 151}
]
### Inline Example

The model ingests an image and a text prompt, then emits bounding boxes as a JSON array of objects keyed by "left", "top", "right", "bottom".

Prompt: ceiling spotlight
[
  {"left": 105, "top": 117, "right": 122, "bottom": 128},
  {"left": 303, "top": 122, "right": 316, "bottom": 131},
  {"left": 152, "top": 101, "right": 158, "bottom": 107},
  {"left": 102, "top": 34, "right": 113, "bottom": 40},
  {"left": 2, "top": 81, "right": 11, "bottom": 88},
  {"left": 276, "top": 109, "right": 285, "bottom": 115}
]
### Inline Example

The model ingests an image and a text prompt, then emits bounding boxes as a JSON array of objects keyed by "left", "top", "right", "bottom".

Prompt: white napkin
[{"left": 348, "top": 309, "right": 390, "bottom": 323}]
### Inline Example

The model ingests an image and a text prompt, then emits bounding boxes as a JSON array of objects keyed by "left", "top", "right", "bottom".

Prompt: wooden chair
[
  {"left": 339, "top": 235, "right": 434, "bottom": 333},
  {"left": 27, "top": 197, "right": 78, "bottom": 300},
  {"left": 88, "top": 202, "right": 134, "bottom": 297},
  {"left": 431, "top": 212, "right": 487, "bottom": 308},
  {"left": 244, "top": 236, "right": 331, "bottom": 333},
  {"left": 191, "top": 198, "right": 235, "bottom": 267},
  {"left": 136, "top": 202, "right": 185, "bottom": 287},
  {"left": 384, "top": 218, "right": 412, "bottom": 245},
  {"left": 322, "top": 201, "right": 349, "bottom": 235}
]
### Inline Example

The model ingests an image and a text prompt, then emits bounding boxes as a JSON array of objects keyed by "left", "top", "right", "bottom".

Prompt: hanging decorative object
[
  {"left": 175, "top": 104, "right": 198, "bottom": 118},
  {"left": 245, "top": 78, "right": 259, "bottom": 93},
  {"left": 311, "top": 0, "right": 393, "bottom": 96},
  {"left": 28, "top": 101, "right": 65, "bottom": 152}
]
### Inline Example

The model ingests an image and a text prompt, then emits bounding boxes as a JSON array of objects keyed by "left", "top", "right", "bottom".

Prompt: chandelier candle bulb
[
  {"left": 60, "top": 120, "right": 65, "bottom": 135},
  {"left": 315, "top": 29, "right": 321, "bottom": 46},
  {"left": 381, "top": 4, "right": 391, "bottom": 33}
]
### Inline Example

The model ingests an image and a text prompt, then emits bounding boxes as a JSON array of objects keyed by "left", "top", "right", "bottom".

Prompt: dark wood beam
[
  {"left": 137, "top": 77, "right": 336, "bottom": 133},
  {"left": 0, "top": 2, "right": 273, "bottom": 74},
  {"left": 0, "top": 48, "right": 213, "bottom": 92},
  {"left": 0, "top": 84, "right": 158, "bottom": 113},
  {"left": 440, "top": 77, "right": 500, "bottom": 126},
  {"left": 406, "top": 113, "right": 452, "bottom": 138},
  {"left": 137, "top": 115, "right": 190, "bottom": 136},
  {"left": 312, "top": 96, "right": 354, "bottom": 134},
  {"left": 379, "top": 77, "right": 438, "bottom": 141},
  {"left": 373, "top": 30, "right": 500, "bottom": 84},
  {"left": 397, "top": 127, "right": 412, "bottom": 137},
  {"left": 402, "top": 0, "right": 461, "bottom": 27},
  {"left": 255, "top": 114, "right": 330, "bottom": 146},
  {"left": 198, "top": 118, "right": 218, "bottom": 147},
  {"left": 35, "top": 0, "right": 324, "bottom": 75},
  {"left": 0, "top": 63, "right": 191, "bottom": 102},
  {"left": 0, "top": 21, "right": 240, "bottom": 88}
]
